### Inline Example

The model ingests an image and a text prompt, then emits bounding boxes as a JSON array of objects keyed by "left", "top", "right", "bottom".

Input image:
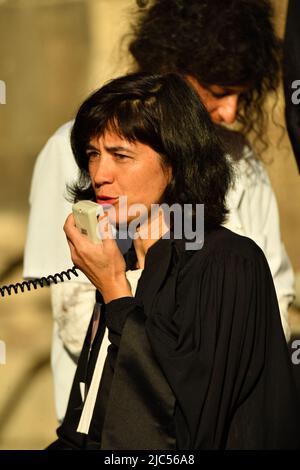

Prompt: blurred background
[{"left": 0, "top": 0, "right": 299, "bottom": 449}]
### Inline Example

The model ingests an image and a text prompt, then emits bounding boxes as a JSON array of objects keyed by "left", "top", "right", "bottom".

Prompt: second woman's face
[
  {"left": 187, "top": 75, "right": 248, "bottom": 125},
  {"left": 87, "top": 131, "right": 172, "bottom": 227}
]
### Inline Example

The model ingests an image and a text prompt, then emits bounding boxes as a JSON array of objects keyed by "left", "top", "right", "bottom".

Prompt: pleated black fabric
[
  {"left": 48, "top": 227, "right": 300, "bottom": 450},
  {"left": 145, "top": 229, "right": 300, "bottom": 449}
]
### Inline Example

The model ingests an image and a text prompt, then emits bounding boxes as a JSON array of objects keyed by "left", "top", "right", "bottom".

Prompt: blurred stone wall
[
  {"left": 0, "top": 0, "right": 299, "bottom": 449},
  {"left": 0, "top": 0, "right": 134, "bottom": 212}
]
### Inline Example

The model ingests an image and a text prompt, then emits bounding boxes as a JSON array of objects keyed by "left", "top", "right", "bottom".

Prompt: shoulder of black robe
[{"left": 144, "top": 228, "right": 300, "bottom": 449}]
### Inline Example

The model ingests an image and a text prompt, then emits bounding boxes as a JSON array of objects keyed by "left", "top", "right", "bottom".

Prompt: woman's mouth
[{"left": 96, "top": 195, "right": 118, "bottom": 206}]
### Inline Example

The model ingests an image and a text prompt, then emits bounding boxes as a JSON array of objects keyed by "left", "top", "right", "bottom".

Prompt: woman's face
[
  {"left": 87, "top": 130, "right": 172, "bottom": 228},
  {"left": 187, "top": 75, "right": 248, "bottom": 125}
]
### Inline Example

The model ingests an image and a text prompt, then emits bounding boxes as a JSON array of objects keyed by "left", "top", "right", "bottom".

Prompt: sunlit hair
[
  {"left": 129, "top": 0, "right": 282, "bottom": 153},
  {"left": 70, "top": 72, "right": 232, "bottom": 230}
]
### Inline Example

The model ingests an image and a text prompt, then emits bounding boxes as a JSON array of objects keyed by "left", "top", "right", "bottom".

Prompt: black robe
[{"left": 49, "top": 227, "right": 300, "bottom": 450}]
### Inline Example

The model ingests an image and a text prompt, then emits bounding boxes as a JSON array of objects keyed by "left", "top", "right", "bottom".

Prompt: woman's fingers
[
  {"left": 64, "top": 213, "right": 95, "bottom": 266},
  {"left": 97, "top": 214, "right": 115, "bottom": 242},
  {"left": 64, "top": 211, "right": 120, "bottom": 265},
  {"left": 63, "top": 212, "right": 127, "bottom": 298},
  {"left": 63, "top": 213, "right": 79, "bottom": 243},
  {"left": 65, "top": 212, "right": 116, "bottom": 249}
]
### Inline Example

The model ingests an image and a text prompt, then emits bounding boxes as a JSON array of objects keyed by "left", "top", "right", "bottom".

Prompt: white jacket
[{"left": 220, "top": 127, "right": 294, "bottom": 341}]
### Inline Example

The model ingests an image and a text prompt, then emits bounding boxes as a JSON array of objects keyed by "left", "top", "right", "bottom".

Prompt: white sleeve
[
  {"left": 23, "top": 121, "right": 89, "bottom": 282},
  {"left": 51, "top": 322, "right": 78, "bottom": 422},
  {"left": 225, "top": 145, "right": 295, "bottom": 341},
  {"left": 50, "top": 281, "right": 96, "bottom": 357},
  {"left": 23, "top": 123, "right": 96, "bottom": 422},
  {"left": 257, "top": 181, "right": 294, "bottom": 341}
]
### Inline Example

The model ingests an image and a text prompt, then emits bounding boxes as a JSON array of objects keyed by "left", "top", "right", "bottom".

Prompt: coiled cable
[{"left": 0, "top": 266, "right": 79, "bottom": 297}]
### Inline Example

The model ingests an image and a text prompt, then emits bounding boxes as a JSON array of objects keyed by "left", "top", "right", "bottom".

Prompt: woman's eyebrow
[
  {"left": 104, "top": 145, "right": 135, "bottom": 154},
  {"left": 86, "top": 144, "right": 100, "bottom": 152}
]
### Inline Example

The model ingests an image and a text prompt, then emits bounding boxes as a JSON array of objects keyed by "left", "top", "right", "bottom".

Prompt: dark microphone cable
[{"left": 0, "top": 266, "right": 79, "bottom": 297}]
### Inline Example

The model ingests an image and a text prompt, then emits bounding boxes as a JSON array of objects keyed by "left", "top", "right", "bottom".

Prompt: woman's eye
[
  {"left": 86, "top": 152, "right": 99, "bottom": 160},
  {"left": 115, "top": 153, "right": 130, "bottom": 160}
]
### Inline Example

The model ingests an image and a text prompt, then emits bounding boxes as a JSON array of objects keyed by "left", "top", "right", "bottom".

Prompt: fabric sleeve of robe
[
  {"left": 147, "top": 238, "right": 299, "bottom": 449},
  {"left": 102, "top": 232, "right": 300, "bottom": 449}
]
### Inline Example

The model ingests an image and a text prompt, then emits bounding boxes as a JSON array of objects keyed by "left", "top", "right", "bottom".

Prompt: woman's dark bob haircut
[{"left": 70, "top": 72, "right": 232, "bottom": 230}]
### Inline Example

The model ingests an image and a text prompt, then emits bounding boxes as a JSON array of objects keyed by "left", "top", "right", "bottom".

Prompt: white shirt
[{"left": 76, "top": 268, "right": 143, "bottom": 434}]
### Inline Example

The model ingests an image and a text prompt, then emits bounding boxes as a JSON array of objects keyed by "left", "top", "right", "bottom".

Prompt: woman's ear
[{"left": 166, "top": 165, "right": 173, "bottom": 184}]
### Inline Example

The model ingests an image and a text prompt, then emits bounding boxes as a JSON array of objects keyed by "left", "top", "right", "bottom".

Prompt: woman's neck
[{"left": 132, "top": 209, "right": 170, "bottom": 269}]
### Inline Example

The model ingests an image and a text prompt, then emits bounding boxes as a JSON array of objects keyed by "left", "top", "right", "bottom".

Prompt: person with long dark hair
[
  {"left": 47, "top": 72, "right": 299, "bottom": 450},
  {"left": 24, "top": 0, "right": 294, "bottom": 422},
  {"left": 129, "top": 0, "right": 280, "bottom": 149},
  {"left": 128, "top": 0, "right": 294, "bottom": 339}
]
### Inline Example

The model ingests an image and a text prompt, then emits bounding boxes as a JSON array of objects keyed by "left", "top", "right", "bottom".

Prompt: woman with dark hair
[
  {"left": 47, "top": 72, "right": 299, "bottom": 450},
  {"left": 129, "top": 0, "right": 280, "bottom": 147},
  {"left": 128, "top": 0, "right": 294, "bottom": 340},
  {"left": 24, "top": 0, "right": 294, "bottom": 422},
  {"left": 69, "top": 73, "right": 230, "bottom": 230}
]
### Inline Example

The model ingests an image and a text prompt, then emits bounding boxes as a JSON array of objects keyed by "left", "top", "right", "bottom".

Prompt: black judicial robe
[{"left": 50, "top": 227, "right": 300, "bottom": 450}]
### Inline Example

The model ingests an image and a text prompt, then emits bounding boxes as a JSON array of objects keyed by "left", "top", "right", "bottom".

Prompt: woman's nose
[
  {"left": 91, "top": 156, "right": 115, "bottom": 187},
  {"left": 217, "top": 95, "right": 239, "bottom": 124}
]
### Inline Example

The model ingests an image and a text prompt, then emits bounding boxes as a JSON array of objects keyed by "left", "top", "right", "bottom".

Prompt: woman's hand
[{"left": 64, "top": 213, "right": 132, "bottom": 304}]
